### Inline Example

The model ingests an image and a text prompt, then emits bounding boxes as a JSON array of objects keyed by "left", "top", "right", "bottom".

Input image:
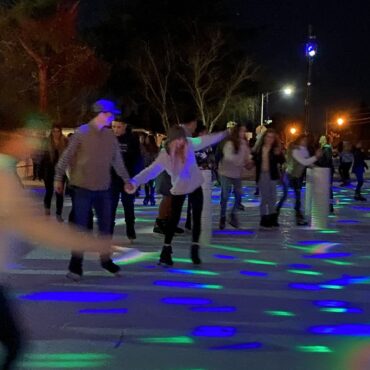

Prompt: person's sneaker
[
  {"left": 236, "top": 204, "right": 245, "bottom": 211},
  {"left": 150, "top": 198, "right": 156, "bottom": 206},
  {"left": 219, "top": 217, "right": 226, "bottom": 230},
  {"left": 101, "top": 260, "right": 121, "bottom": 276},
  {"left": 44, "top": 208, "right": 51, "bottom": 216},
  {"left": 66, "top": 271, "right": 82, "bottom": 282}
]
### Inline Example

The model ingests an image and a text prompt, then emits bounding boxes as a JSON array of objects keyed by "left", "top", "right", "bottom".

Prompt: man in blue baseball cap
[
  {"left": 91, "top": 99, "right": 122, "bottom": 116},
  {"left": 55, "top": 99, "right": 134, "bottom": 281}
]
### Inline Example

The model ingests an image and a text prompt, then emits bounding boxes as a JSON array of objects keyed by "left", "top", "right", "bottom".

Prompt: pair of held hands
[{"left": 54, "top": 181, "right": 137, "bottom": 195}]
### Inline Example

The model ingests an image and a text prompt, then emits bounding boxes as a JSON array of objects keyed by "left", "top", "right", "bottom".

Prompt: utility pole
[{"left": 304, "top": 25, "right": 317, "bottom": 133}]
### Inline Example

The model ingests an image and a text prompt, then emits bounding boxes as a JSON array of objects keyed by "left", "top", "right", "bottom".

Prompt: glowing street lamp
[
  {"left": 337, "top": 117, "right": 344, "bottom": 126},
  {"left": 260, "top": 85, "right": 295, "bottom": 126},
  {"left": 283, "top": 86, "right": 294, "bottom": 96},
  {"left": 290, "top": 127, "right": 297, "bottom": 135}
]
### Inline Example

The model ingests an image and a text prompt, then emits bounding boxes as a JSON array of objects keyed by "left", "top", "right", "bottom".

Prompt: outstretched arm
[
  {"left": 2, "top": 174, "right": 112, "bottom": 253},
  {"left": 130, "top": 151, "right": 166, "bottom": 188},
  {"left": 190, "top": 131, "right": 228, "bottom": 151}
]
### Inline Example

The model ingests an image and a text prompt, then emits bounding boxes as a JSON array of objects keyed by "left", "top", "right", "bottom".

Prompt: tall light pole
[
  {"left": 260, "top": 85, "right": 295, "bottom": 126},
  {"left": 304, "top": 25, "right": 318, "bottom": 133}
]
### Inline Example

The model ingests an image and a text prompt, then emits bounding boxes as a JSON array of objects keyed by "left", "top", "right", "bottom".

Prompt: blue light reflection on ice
[
  {"left": 190, "top": 306, "right": 236, "bottom": 313},
  {"left": 210, "top": 342, "right": 262, "bottom": 350},
  {"left": 19, "top": 292, "right": 127, "bottom": 302},
  {"left": 310, "top": 324, "right": 370, "bottom": 336},
  {"left": 192, "top": 326, "right": 236, "bottom": 337},
  {"left": 79, "top": 308, "right": 128, "bottom": 314},
  {"left": 161, "top": 297, "right": 212, "bottom": 305},
  {"left": 240, "top": 271, "right": 268, "bottom": 277}
]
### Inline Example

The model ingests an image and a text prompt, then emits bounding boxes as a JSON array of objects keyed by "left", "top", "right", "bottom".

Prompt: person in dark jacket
[
  {"left": 141, "top": 134, "right": 159, "bottom": 206},
  {"left": 111, "top": 120, "right": 142, "bottom": 240},
  {"left": 252, "top": 128, "right": 285, "bottom": 227},
  {"left": 352, "top": 141, "right": 368, "bottom": 201},
  {"left": 42, "top": 125, "right": 68, "bottom": 221}
]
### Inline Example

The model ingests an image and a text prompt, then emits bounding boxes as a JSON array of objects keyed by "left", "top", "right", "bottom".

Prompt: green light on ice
[
  {"left": 319, "top": 230, "right": 339, "bottom": 234},
  {"left": 21, "top": 353, "right": 111, "bottom": 369},
  {"left": 324, "top": 259, "right": 354, "bottom": 266},
  {"left": 320, "top": 284, "right": 343, "bottom": 290},
  {"left": 172, "top": 257, "right": 193, "bottom": 263},
  {"left": 296, "top": 345, "right": 332, "bottom": 353},
  {"left": 210, "top": 244, "right": 258, "bottom": 254},
  {"left": 140, "top": 336, "right": 194, "bottom": 344},
  {"left": 21, "top": 361, "right": 105, "bottom": 369},
  {"left": 265, "top": 310, "right": 295, "bottom": 317},
  {"left": 115, "top": 252, "right": 158, "bottom": 265},
  {"left": 26, "top": 354, "right": 111, "bottom": 361},
  {"left": 287, "top": 269, "right": 322, "bottom": 276},
  {"left": 244, "top": 259, "right": 277, "bottom": 266},
  {"left": 320, "top": 308, "right": 347, "bottom": 313}
]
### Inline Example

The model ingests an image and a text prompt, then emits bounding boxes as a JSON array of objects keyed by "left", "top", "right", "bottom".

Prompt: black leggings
[
  {"left": 165, "top": 187, "right": 203, "bottom": 245},
  {"left": 44, "top": 175, "right": 64, "bottom": 215}
]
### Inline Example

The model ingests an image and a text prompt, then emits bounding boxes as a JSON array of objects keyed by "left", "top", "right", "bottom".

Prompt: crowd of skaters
[
  {"left": 32, "top": 100, "right": 370, "bottom": 270},
  {"left": 0, "top": 98, "right": 369, "bottom": 369}
]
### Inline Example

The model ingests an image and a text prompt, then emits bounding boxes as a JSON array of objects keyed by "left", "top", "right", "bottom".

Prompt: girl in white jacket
[{"left": 126, "top": 125, "right": 227, "bottom": 266}]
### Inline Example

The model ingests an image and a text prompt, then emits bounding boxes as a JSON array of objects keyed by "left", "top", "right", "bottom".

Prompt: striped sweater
[{"left": 55, "top": 123, "right": 130, "bottom": 191}]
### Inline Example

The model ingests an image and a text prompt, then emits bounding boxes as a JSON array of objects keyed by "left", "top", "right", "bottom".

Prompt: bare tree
[
  {"left": 178, "top": 27, "right": 257, "bottom": 132},
  {"left": 133, "top": 39, "right": 175, "bottom": 132},
  {"left": 0, "top": 0, "right": 109, "bottom": 126}
]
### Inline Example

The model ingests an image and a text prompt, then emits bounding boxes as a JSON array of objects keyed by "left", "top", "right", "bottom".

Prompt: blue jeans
[
  {"left": 68, "top": 187, "right": 112, "bottom": 274},
  {"left": 220, "top": 175, "right": 242, "bottom": 219}
]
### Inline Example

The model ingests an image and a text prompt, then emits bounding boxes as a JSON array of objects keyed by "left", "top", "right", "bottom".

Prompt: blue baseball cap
[{"left": 92, "top": 99, "right": 121, "bottom": 115}]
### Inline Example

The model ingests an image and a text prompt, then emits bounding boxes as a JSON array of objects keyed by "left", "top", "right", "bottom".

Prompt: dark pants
[
  {"left": 185, "top": 196, "right": 192, "bottom": 229},
  {"left": 43, "top": 174, "right": 64, "bottom": 216},
  {"left": 289, "top": 175, "right": 304, "bottom": 215},
  {"left": 277, "top": 173, "right": 289, "bottom": 213},
  {"left": 165, "top": 187, "right": 203, "bottom": 245},
  {"left": 354, "top": 170, "right": 364, "bottom": 194},
  {"left": 110, "top": 186, "right": 136, "bottom": 236},
  {"left": 340, "top": 162, "right": 352, "bottom": 184},
  {"left": 0, "top": 286, "right": 23, "bottom": 370},
  {"left": 68, "top": 187, "right": 112, "bottom": 275},
  {"left": 144, "top": 180, "right": 155, "bottom": 201}
]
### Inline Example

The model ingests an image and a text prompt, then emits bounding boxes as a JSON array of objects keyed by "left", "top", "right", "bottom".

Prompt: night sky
[
  {"left": 2, "top": 0, "right": 369, "bottom": 130},
  {"left": 230, "top": 0, "right": 370, "bottom": 127},
  {"left": 78, "top": 0, "right": 370, "bottom": 130}
]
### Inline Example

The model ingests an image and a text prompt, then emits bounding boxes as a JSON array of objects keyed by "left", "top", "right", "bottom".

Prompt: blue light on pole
[{"left": 306, "top": 41, "right": 318, "bottom": 58}]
